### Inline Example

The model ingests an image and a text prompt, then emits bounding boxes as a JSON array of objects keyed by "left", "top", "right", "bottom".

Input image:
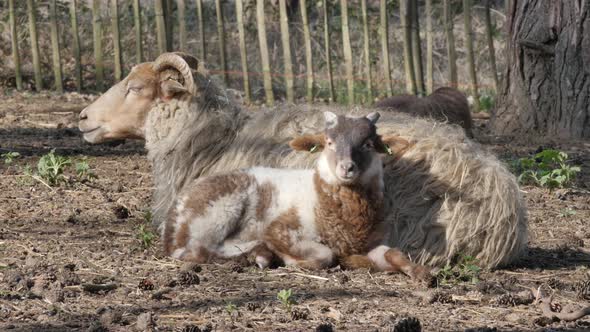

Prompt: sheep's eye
[{"left": 363, "top": 141, "right": 374, "bottom": 150}]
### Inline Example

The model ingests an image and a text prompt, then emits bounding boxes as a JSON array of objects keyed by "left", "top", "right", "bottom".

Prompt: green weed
[
  {"left": 437, "top": 255, "right": 481, "bottom": 285},
  {"left": 516, "top": 149, "right": 580, "bottom": 189},
  {"left": 36, "top": 150, "right": 71, "bottom": 186},
  {"left": 137, "top": 224, "right": 156, "bottom": 248},
  {"left": 2, "top": 151, "right": 20, "bottom": 164},
  {"left": 277, "top": 289, "right": 296, "bottom": 310},
  {"left": 478, "top": 93, "right": 495, "bottom": 112},
  {"left": 558, "top": 208, "right": 577, "bottom": 218},
  {"left": 225, "top": 302, "right": 238, "bottom": 315},
  {"left": 75, "top": 157, "right": 97, "bottom": 180}
]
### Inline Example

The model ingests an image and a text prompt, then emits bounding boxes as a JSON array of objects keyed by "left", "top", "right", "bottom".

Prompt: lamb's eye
[
  {"left": 128, "top": 86, "right": 142, "bottom": 94},
  {"left": 363, "top": 141, "right": 374, "bottom": 150}
]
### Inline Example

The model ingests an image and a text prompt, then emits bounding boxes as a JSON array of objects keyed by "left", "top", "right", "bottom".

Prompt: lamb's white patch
[
  {"left": 255, "top": 255, "right": 270, "bottom": 269},
  {"left": 316, "top": 154, "right": 338, "bottom": 185},
  {"left": 171, "top": 248, "right": 185, "bottom": 259},
  {"left": 367, "top": 245, "right": 392, "bottom": 271}
]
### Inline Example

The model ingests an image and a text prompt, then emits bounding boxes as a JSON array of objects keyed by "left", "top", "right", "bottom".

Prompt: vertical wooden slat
[
  {"left": 215, "top": 0, "right": 228, "bottom": 84},
  {"left": 50, "top": 0, "right": 63, "bottom": 92},
  {"left": 485, "top": 0, "right": 499, "bottom": 91},
  {"left": 425, "top": 0, "right": 434, "bottom": 94},
  {"left": 361, "top": 0, "right": 372, "bottom": 102},
  {"left": 111, "top": 0, "right": 123, "bottom": 81},
  {"left": 400, "top": 0, "right": 416, "bottom": 94},
  {"left": 443, "top": 0, "right": 457, "bottom": 88},
  {"left": 256, "top": 0, "right": 274, "bottom": 106},
  {"left": 341, "top": 0, "right": 354, "bottom": 105},
  {"left": 195, "top": 0, "right": 205, "bottom": 60},
  {"left": 155, "top": 0, "right": 167, "bottom": 55},
  {"left": 235, "top": 0, "right": 251, "bottom": 103},
  {"left": 177, "top": 0, "right": 187, "bottom": 51},
  {"left": 92, "top": 0, "right": 104, "bottom": 91},
  {"left": 8, "top": 0, "right": 22, "bottom": 90},
  {"left": 165, "top": 0, "right": 174, "bottom": 51},
  {"left": 463, "top": 0, "right": 480, "bottom": 111},
  {"left": 70, "top": 0, "right": 82, "bottom": 91},
  {"left": 322, "top": 0, "right": 335, "bottom": 103},
  {"left": 133, "top": 0, "right": 143, "bottom": 62},
  {"left": 300, "top": 0, "right": 314, "bottom": 103},
  {"left": 279, "top": 0, "right": 294, "bottom": 103},
  {"left": 27, "top": 0, "right": 42, "bottom": 91},
  {"left": 410, "top": 0, "right": 425, "bottom": 95},
  {"left": 379, "top": 0, "right": 393, "bottom": 97}
]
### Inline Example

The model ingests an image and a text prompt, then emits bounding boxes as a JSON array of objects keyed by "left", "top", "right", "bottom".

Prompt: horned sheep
[{"left": 78, "top": 52, "right": 527, "bottom": 269}]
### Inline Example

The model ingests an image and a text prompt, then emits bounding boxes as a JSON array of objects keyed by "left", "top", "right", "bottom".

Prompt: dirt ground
[{"left": 1, "top": 92, "right": 589, "bottom": 332}]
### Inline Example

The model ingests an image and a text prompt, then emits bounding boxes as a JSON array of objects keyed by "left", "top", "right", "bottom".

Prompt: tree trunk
[
  {"left": 155, "top": 0, "right": 167, "bottom": 55},
  {"left": 50, "top": 0, "right": 63, "bottom": 92},
  {"left": 92, "top": 0, "right": 104, "bottom": 91},
  {"left": 361, "top": 0, "right": 372, "bottom": 103},
  {"left": 484, "top": 0, "right": 499, "bottom": 91},
  {"left": 177, "top": 0, "right": 187, "bottom": 52},
  {"left": 279, "top": 0, "right": 294, "bottom": 103},
  {"left": 195, "top": 0, "right": 205, "bottom": 60},
  {"left": 9, "top": 0, "right": 22, "bottom": 90},
  {"left": 235, "top": 0, "right": 251, "bottom": 103},
  {"left": 425, "top": 0, "right": 434, "bottom": 94},
  {"left": 133, "top": 0, "right": 143, "bottom": 62},
  {"left": 443, "top": 0, "right": 457, "bottom": 88},
  {"left": 492, "top": 0, "right": 590, "bottom": 139},
  {"left": 256, "top": 0, "right": 274, "bottom": 106},
  {"left": 300, "top": 0, "right": 314, "bottom": 103},
  {"left": 463, "top": 0, "right": 480, "bottom": 111},
  {"left": 400, "top": 0, "right": 416, "bottom": 94},
  {"left": 27, "top": 0, "right": 42, "bottom": 91},
  {"left": 111, "top": 0, "right": 123, "bottom": 81},
  {"left": 70, "top": 0, "right": 82, "bottom": 91},
  {"left": 410, "top": 0, "right": 425, "bottom": 95},
  {"left": 215, "top": 0, "right": 228, "bottom": 84},
  {"left": 322, "top": 0, "right": 335, "bottom": 103},
  {"left": 341, "top": 0, "right": 354, "bottom": 105},
  {"left": 165, "top": 0, "right": 174, "bottom": 51},
  {"left": 379, "top": 0, "right": 393, "bottom": 97}
]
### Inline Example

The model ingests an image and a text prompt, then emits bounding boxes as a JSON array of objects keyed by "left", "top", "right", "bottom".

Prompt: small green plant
[
  {"left": 143, "top": 210, "right": 153, "bottom": 224},
  {"left": 558, "top": 208, "right": 577, "bottom": 218},
  {"left": 75, "top": 157, "right": 97, "bottom": 180},
  {"left": 137, "top": 224, "right": 156, "bottom": 248},
  {"left": 478, "top": 93, "right": 495, "bottom": 112},
  {"left": 516, "top": 149, "right": 581, "bottom": 189},
  {"left": 277, "top": 289, "right": 296, "bottom": 310},
  {"left": 225, "top": 302, "right": 238, "bottom": 315},
  {"left": 2, "top": 151, "right": 20, "bottom": 164},
  {"left": 36, "top": 149, "right": 71, "bottom": 186},
  {"left": 437, "top": 255, "right": 481, "bottom": 285}
]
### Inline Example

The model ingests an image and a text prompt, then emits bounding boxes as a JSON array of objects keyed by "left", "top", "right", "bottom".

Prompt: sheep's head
[
  {"left": 79, "top": 52, "right": 199, "bottom": 143},
  {"left": 290, "top": 112, "right": 389, "bottom": 185}
]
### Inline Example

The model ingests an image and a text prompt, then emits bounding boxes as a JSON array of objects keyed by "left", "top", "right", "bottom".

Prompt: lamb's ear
[
  {"left": 375, "top": 135, "right": 412, "bottom": 155},
  {"left": 323, "top": 112, "right": 338, "bottom": 129},
  {"left": 160, "top": 79, "right": 189, "bottom": 100},
  {"left": 289, "top": 134, "right": 326, "bottom": 153},
  {"left": 366, "top": 112, "right": 381, "bottom": 125}
]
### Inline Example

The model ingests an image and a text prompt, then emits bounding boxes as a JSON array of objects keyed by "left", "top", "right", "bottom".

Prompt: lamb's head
[
  {"left": 290, "top": 111, "right": 390, "bottom": 185},
  {"left": 78, "top": 52, "right": 199, "bottom": 143}
]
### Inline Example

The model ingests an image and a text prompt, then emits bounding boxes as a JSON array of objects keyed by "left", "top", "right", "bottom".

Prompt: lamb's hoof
[
  {"left": 255, "top": 255, "right": 270, "bottom": 269},
  {"left": 410, "top": 266, "right": 435, "bottom": 287}
]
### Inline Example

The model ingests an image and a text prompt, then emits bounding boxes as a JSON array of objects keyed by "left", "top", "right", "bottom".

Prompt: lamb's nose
[
  {"left": 340, "top": 162, "right": 356, "bottom": 176},
  {"left": 79, "top": 108, "right": 88, "bottom": 121}
]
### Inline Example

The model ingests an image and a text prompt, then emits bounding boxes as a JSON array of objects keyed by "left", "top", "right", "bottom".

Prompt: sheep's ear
[
  {"left": 366, "top": 112, "right": 381, "bottom": 125},
  {"left": 160, "top": 79, "right": 189, "bottom": 100},
  {"left": 375, "top": 135, "right": 412, "bottom": 155},
  {"left": 289, "top": 134, "right": 326, "bottom": 153}
]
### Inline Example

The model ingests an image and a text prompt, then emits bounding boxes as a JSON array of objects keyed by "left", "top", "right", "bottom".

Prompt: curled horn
[{"left": 153, "top": 52, "right": 198, "bottom": 95}]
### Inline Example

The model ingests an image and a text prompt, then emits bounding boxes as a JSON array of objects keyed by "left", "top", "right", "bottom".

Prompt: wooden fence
[{"left": 6, "top": 0, "right": 501, "bottom": 108}]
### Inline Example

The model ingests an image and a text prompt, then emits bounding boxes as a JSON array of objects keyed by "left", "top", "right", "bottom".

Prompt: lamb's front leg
[
  {"left": 268, "top": 239, "right": 335, "bottom": 270},
  {"left": 368, "top": 245, "right": 433, "bottom": 283}
]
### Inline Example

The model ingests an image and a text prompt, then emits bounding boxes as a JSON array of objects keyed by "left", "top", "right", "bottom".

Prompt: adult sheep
[
  {"left": 78, "top": 52, "right": 527, "bottom": 269},
  {"left": 374, "top": 87, "right": 474, "bottom": 138}
]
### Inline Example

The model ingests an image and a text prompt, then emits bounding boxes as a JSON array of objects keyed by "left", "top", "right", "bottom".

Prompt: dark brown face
[{"left": 323, "top": 112, "right": 381, "bottom": 183}]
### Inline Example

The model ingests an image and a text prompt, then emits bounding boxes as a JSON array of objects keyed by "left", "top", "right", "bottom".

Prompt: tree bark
[
  {"left": 361, "top": 0, "right": 372, "bottom": 103},
  {"left": 425, "top": 0, "right": 434, "bottom": 94},
  {"left": 492, "top": 0, "right": 590, "bottom": 139},
  {"left": 177, "top": 0, "right": 187, "bottom": 52},
  {"left": 256, "top": 0, "right": 274, "bottom": 106},
  {"left": 341, "top": 0, "right": 354, "bottom": 105},
  {"left": 27, "top": 0, "right": 42, "bottom": 91},
  {"left": 70, "top": 0, "right": 82, "bottom": 91},
  {"left": 50, "top": 0, "right": 63, "bottom": 92},
  {"left": 323, "top": 0, "right": 335, "bottom": 103},
  {"left": 155, "top": 0, "right": 167, "bottom": 54},
  {"left": 400, "top": 0, "right": 417, "bottom": 94},
  {"left": 410, "top": 0, "right": 425, "bottom": 95},
  {"left": 235, "top": 0, "right": 251, "bottom": 103},
  {"left": 92, "top": 0, "right": 104, "bottom": 91},
  {"left": 463, "top": 0, "right": 480, "bottom": 111},
  {"left": 279, "top": 0, "right": 295, "bottom": 103},
  {"left": 111, "top": 0, "right": 123, "bottom": 81},
  {"left": 484, "top": 0, "right": 499, "bottom": 91},
  {"left": 165, "top": 0, "right": 174, "bottom": 51},
  {"left": 443, "top": 0, "right": 457, "bottom": 88},
  {"left": 195, "top": 0, "right": 205, "bottom": 60},
  {"left": 133, "top": 0, "right": 143, "bottom": 62},
  {"left": 9, "top": 0, "right": 22, "bottom": 90},
  {"left": 215, "top": 0, "right": 228, "bottom": 84},
  {"left": 300, "top": 0, "right": 314, "bottom": 103},
  {"left": 379, "top": 0, "right": 393, "bottom": 97}
]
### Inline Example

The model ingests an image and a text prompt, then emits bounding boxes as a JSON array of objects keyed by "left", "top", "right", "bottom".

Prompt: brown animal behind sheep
[{"left": 375, "top": 87, "right": 474, "bottom": 138}]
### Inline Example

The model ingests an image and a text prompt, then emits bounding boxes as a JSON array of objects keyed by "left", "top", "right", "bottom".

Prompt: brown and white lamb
[{"left": 164, "top": 111, "right": 429, "bottom": 279}]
